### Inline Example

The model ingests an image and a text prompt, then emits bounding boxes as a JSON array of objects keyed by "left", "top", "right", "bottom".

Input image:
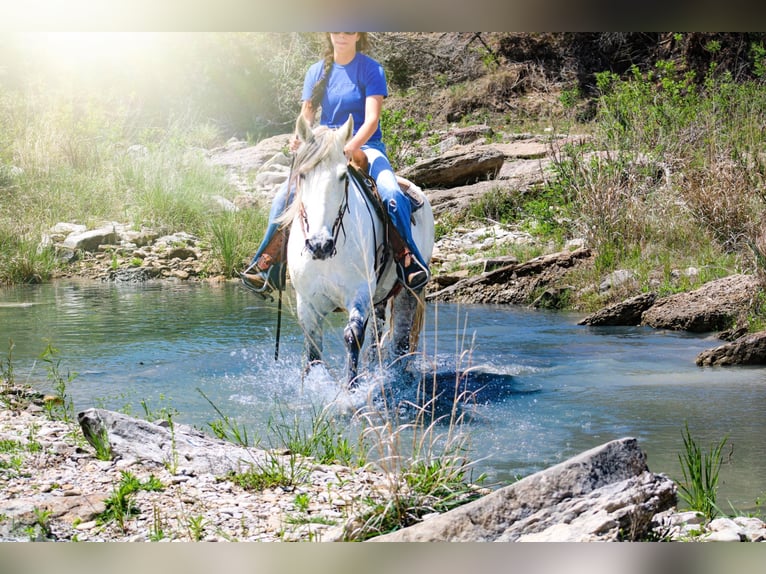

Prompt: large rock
[
  {"left": 369, "top": 438, "right": 676, "bottom": 542},
  {"left": 61, "top": 226, "right": 118, "bottom": 253},
  {"left": 78, "top": 408, "right": 271, "bottom": 476},
  {"left": 427, "top": 247, "right": 592, "bottom": 305},
  {"left": 427, "top": 180, "right": 517, "bottom": 218},
  {"left": 696, "top": 330, "right": 766, "bottom": 366},
  {"left": 400, "top": 145, "right": 505, "bottom": 188},
  {"left": 641, "top": 274, "right": 760, "bottom": 332},
  {"left": 578, "top": 292, "right": 657, "bottom": 326}
]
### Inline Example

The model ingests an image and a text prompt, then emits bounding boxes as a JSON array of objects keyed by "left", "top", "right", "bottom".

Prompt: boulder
[
  {"left": 427, "top": 247, "right": 592, "bottom": 305},
  {"left": 641, "top": 274, "right": 760, "bottom": 332},
  {"left": 77, "top": 408, "right": 271, "bottom": 476},
  {"left": 400, "top": 145, "right": 505, "bottom": 188},
  {"left": 696, "top": 330, "right": 766, "bottom": 366},
  {"left": 578, "top": 292, "right": 657, "bottom": 327},
  {"left": 369, "top": 437, "right": 676, "bottom": 542},
  {"left": 61, "top": 227, "right": 118, "bottom": 253}
]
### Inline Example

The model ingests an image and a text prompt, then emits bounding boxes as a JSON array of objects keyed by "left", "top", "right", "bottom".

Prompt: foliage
[
  {"left": 227, "top": 451, "right": 306, "bottom": 491},
  {"left": 39, "top": 342, "right": 77, "bottom": 422},
  {"left": 199, "top": 388, "right": 257, "bottom": 447},
  {"left": 97, "top": 471, "right": 165, "bottom": 532},
  {"left": 677, "top": 423, "right": 729, "bottom": 520},
  {"left": 380, "top": 108, "right": 431, "bottom": 170},
  {"left": 265, "top": 404, "right": 358, "bottom": 467}
]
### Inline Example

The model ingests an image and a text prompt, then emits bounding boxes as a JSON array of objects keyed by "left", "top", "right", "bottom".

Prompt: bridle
[
  {"left": 297, "top": 170, "right": 351, "bottom": 259},
  {"left": 292, "top": 157, "right": 393, "bottom": 300}
]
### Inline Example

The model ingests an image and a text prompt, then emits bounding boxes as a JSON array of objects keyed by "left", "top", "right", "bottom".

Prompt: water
[{"left": 2, "top": 280, "right": 765, "bottom": 513}]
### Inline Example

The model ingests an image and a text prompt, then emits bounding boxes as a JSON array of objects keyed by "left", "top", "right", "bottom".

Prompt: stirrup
[
  {"left": 396, "top": 249, "right": 430, "bottom": 291},
  {"left": 239, "top": 269, "right": 274, "bottom": 300}
]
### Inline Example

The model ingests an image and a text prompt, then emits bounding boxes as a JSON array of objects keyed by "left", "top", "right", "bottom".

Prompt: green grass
[
  {"left": 677, "top": 423, "right": 729, "bottom": 520},
  {"left": 96, "top": 471, "right": 165, "bottom": 532}
]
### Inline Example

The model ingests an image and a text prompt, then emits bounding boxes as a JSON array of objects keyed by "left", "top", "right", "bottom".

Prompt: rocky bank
[{"left": 2, "top": 389, "right": 764, "bottom": 543}]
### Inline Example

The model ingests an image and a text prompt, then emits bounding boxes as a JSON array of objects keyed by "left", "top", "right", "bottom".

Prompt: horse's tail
[{"left": 409, "top": 290, "right": 426, "bottom": 353}]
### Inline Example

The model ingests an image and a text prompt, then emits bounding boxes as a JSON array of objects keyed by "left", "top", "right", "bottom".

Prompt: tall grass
[
  {"left": 536, "top": 55, "right": 766, "bottom": 310},
  {"left": 677, "top": 423, "right": 729, "bottom": 520},
  {"left": 0, "top": 85, "right": 268, "bottom": 281}
]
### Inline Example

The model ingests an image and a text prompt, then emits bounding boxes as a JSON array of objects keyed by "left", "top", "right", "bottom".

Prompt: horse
[{"left": 277, "top": 114, "right": 435, "bottom": 390}]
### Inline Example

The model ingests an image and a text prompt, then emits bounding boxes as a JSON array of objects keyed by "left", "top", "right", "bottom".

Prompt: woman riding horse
[{"left": 241, "top": 32, "right": 430, "bottom": 295}]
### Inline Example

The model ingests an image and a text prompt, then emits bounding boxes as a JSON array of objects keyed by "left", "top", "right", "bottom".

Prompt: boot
[
  {"left": 396, "top": 247, "right": 429, "bottom": 290},
  {"left": 240, "top": 228, "right": 287, "bottom": 295},
  {"left": 389, "top": 223, "right": 430, "bottom": 290}
]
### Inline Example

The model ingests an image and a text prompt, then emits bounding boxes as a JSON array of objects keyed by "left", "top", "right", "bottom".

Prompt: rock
[
  {"left": 373, "top": 438, "right": 676, "bottom": 542},
  {"left": 696, "top": 330, "right": 766, "bottom": 366},
  {"left": 61, "top": 227, "right": 118, "bottom": 253},
  {"left": 578, "top": 292, "right": 657, "bottom": 326},
  {"left": 641, "top": 274, "right": 761, "bottom": 332},
  {"left": 368, "top": 437, "right": 676, "bottom": 542},
  {"left": 426, "top": 180, "right": 515, "bottom": 218},
  {"left": 427, "top": 247, "right": 592, "bottom": 305},
  {"left": 400, "top": 145, "right": 505, "bottom": 188},
  {"left": 599, "top": 269, "right": 637, "bottom": 293}
]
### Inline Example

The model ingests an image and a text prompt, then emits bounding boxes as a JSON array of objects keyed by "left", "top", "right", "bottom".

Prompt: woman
[{"left": 241, "top": 32, "right": 430, "bottom": 295}]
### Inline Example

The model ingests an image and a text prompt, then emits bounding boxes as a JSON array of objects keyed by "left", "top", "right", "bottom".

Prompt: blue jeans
[{"left": 248, "top": 141, "right": 427, "bottom": 270}]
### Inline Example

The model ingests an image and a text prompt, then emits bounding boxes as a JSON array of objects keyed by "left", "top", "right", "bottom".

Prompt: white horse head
[
  {"left": 281, "top": 114, "right": 435, "bottom": 389},
  {"left": 278, "top": 114, "right": 354, "bottom": 261}
]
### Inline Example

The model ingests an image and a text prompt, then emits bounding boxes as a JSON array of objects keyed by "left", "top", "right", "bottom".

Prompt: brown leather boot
[{"left": 240, "top": 230, "right": 288, "bottom": 294}]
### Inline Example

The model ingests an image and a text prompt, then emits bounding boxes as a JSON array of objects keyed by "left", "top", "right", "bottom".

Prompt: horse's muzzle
[{"left": 304, "top": 237, "right": 336, "bottom": 260}]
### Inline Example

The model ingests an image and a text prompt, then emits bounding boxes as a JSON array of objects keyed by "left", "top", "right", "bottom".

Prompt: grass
[
  {"left": 96, "top": 471, "right": 165, "bottom": 532},
  {"left": 677, "top": 422, "right": 729, "bottom": 520}
]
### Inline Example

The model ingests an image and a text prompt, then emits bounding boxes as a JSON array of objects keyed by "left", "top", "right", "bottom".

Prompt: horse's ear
[
  {"left": 339, "top": 114, "right": 354, "bottom": 142},
  {"left": 295, "top": 114, "right": 314, "bottom": 144}
]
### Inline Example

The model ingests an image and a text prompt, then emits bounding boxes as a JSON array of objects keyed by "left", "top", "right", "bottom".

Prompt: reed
[{"left": 677, "top": 422, "right": 729, "bottom": 520}]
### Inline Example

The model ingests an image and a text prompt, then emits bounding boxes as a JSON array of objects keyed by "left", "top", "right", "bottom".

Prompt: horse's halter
[{"left": 297, "top": 168, "right": 350, "bottom": 259}]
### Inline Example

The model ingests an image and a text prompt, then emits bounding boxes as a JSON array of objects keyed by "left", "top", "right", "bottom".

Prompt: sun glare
[{"left": 24, "top": 32, "right": 159, "bottom": 71}]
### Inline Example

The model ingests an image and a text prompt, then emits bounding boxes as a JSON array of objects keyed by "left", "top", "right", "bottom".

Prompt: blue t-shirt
[{"left": 301, "top": 53, "right": 388, "bottom": 144}]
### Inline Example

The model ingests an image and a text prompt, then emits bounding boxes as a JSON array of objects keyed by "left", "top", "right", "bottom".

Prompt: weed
[
  {"left": 39, "top": 342, "right": 77, "bottom": 422},
  {"left": 294, "top": 492, "right": 310, "bottom": 513},
  {"left": 89, "top": 426, "right": 113, "bottom": 461},
  {"left": 186, "top": 515, "right": 207, "bottom": 541},
  {"left": 199, "top": 388, "right": 256, "bottom": 447},
  {"left": 31, "top": 507, "right": 53, "bottom": 539},
  {"left": 149, "top": 506, "right": 166, "bottom": 541},
  {"left": 97, "top": 471, "right": 165, "bottom": 532},
  {"left": 227, "top": 450, "right": 306, "bottom": 491},
  {"left": 266, "top": 404, "right": 358, "bottom": 467},
  {"left": 677, "top": 422, "right": 729, "bottom": 520}
]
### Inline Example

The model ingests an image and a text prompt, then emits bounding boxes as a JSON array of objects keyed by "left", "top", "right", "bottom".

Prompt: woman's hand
[{"left": 343, "top": 143, "right": 361, "bottom": 162}]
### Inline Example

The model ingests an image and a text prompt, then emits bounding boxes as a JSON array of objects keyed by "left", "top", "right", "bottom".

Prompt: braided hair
[{"left": 308, "top": 33, "right": 370, "bottom": 113}]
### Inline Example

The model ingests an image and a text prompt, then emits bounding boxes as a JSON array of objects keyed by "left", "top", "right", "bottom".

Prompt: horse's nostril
[{"left": 306, "top": 238, "right": 335, "bottom": 260}]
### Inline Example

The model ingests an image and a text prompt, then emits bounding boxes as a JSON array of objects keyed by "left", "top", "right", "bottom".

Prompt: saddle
[{"left": 348, "top": 149, "right": 424, "bottom": 214}]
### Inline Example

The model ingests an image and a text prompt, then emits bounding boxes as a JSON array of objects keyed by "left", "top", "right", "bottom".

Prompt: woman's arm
[{"left": 343, "top": 95, "right": 383, "bottom": 159}]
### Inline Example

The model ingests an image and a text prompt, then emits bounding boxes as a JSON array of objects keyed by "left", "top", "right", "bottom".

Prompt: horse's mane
[{"left": 275, "top": 125, "right": 343, "bottom": 228}]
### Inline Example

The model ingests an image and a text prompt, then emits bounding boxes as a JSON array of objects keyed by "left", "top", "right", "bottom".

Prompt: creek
[{"left": 2, "top": 280, "right": 765, "bottom": 514}]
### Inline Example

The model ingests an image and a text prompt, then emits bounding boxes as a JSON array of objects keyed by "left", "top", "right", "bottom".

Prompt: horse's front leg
[
  {"left": 297, "top": 298, "right": 324, "bottom": 378},
  {"left": 344, "top": 297, "right": 371, "bottom": 389}
]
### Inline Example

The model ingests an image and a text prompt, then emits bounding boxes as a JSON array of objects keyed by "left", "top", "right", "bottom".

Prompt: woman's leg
[
  {"left": 363, "top": 144, "right": 430, "bottom": 289},
  {"left": 241, "top": 180, "right": 291, "bottom": 293}
]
